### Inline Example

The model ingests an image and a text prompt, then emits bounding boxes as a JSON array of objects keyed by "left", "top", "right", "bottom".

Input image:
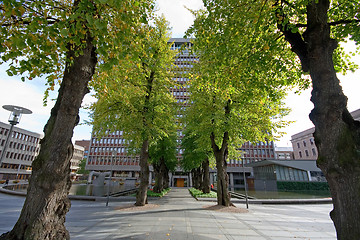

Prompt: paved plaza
[{"left": 0, "top": 188, "right": 336, "bottom": 240}]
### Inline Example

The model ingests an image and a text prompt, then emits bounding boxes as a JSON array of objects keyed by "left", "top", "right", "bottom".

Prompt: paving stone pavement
[{"left": 0, "top": 188, "right": 336, "bottom": 240}]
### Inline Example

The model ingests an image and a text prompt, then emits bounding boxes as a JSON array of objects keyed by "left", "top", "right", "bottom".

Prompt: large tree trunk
[
  {"left": 135, "top": 139, "right": 149, "bottom": 206},
  {"left": 0, "top": 33, "right": 96, "bottom": 239},
  {"left": 162, "top": 166, "right": 169, "bottom": 189},
  {"left": 153, "top": 157, "right": 164, "bottom": 193},
  {"left": 306, "top": 2, "right": 360, "bottom": 238},
  {"left": 160, "top": 157, "right": 169, "bottom": 189},
  {"left": 211, "top": 132, "right": 231, "bottom": 206},
  {"left": 201, "top": 158, "right": 210, "bottom": 194},
  {"left": 279, "top": 1, "right": 360, "bottom": 238},
  {"left": 191, "top": 168, "right": 201, "bottom": 189}
]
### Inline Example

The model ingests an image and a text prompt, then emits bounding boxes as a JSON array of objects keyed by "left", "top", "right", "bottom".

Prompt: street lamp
[
  {"left": 106, "top": 150, "right": 116, "bottom": 207},
  {"left": 0, "top": 105, "right": 32, "bottom": 166},
  {"left": 242, "top": 159, "right": 249, "bottom": 209}
]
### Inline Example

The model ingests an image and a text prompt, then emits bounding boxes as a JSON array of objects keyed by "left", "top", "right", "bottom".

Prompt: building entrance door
[{"left": 176, "top": 178, "right": 184, "bottom": 187}]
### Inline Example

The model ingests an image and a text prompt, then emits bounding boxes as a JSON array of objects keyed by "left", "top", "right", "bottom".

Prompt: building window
[
  {"left": 305, "top": 150, "right": 309, "bottom": 157},
  {"left": 297, "top": 142, "right": 300, "bottom": 148},
  {"left": 310, "top": 138, "right": 314, "bottom": 145},
  {"left": 303, "top": 140, "right": 307, "bottom": 147},
  {"left": 299, "top": 151, "right": 302, "bottom": 158},
  {"left": 312, "top": 148, "right": 316, "bottom": 156}
]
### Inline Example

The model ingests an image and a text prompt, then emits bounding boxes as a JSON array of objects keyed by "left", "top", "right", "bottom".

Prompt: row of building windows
[
  {"left": 1, "top": 151, "right": 36, "bottom": 161},
  {"left": 242, "top": 141, "right": 274, "bottom": 148},
  {"left": 88, "top": 156, "right": 139, "bottom": 165},
  {"left": 172, "top": 91, "right": 189, "bottom": 97},
  {"left": 242, "top": 149, "right": 274, "bottom": 156},
  {"left": 91, "top": 137, "right": 127, "bottom": 145},
  {"left": 0, "top": 140, "right": 38, "bottom": 153},
  {"left": 296, "top": 138, "right": 315, "bottom": 148},
  {"left": 90, "top": 147, "right": 127, "bottom": 153},
  {"left": 0, "top": 127, "right": 39, "bottom": 144},
  {"left": 298, "top": 148, "right": 317, "bottom": 158},
  {"left": 0, "top": 163, "right": 32, "bottom": 170}
]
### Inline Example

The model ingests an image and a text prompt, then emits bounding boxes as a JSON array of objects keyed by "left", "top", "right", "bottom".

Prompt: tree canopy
[
  {"left": 186, "top": 0, "right": 360, "bottom": 236},
  {"left": 90, "top": 16, "right": 177, "bottom": 151},
  {"left": 0, "top": 0, "right": 153, "bottom": 102}
]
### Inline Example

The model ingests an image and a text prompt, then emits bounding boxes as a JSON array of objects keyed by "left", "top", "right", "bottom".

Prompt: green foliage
[
  {"left": 184, "top": 1, "right": 299, "bottom": 159},
  {"left": 89, "top": 16, "right": 177, "bottom": 153},
  {"left": 149, "top": 132, "right": 178, "bottom": 172},
  {"left": 147, "top": 187, "right": 171, "bottom": 197},
  {"left": 273, "top": 0, "right": 360, "bottom": 74},
  {"left": 76, "top": 158, "right": 89, "bottom": 175},
  {"left": 180, "top": 129, "right": 210, "bottom": 171},
  {"left": 188, "top": 187, "right": 217, "bottom": 198},
  {"left": 0, "top": 0, "right": 155, "bottom": 104},
  {"left": 277, "top": 181, "right": 330, "bottom": 191}
]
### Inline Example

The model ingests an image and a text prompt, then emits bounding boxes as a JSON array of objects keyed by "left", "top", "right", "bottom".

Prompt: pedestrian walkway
[{"left": 0, "top": 188, "right": 336, "bottom": 240}]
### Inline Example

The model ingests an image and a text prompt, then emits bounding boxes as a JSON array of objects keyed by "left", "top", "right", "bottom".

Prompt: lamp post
[
  {"left": 0, "top": 105, "right": 32, "bottom": 167},
  {"left": 106, "top": 151, "right": 116, "bottom": 206},
  {"left": 242, "top": 159, "right": 249, "bottom": 209}
]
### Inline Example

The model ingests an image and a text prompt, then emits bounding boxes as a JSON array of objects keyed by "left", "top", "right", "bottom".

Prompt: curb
[{"left": 197, "top": 197, "right": 333, "bottom": 204}]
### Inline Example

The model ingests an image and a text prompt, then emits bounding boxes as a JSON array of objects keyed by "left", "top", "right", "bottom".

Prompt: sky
[{"left": 0, "top": 0, "right": 359, "bottom": 148}]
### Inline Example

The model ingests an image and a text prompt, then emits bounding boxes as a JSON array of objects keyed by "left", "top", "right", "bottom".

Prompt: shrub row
[
  {"left": 277, "top": 181, "right": 329, "bottom": 191},
  {"left": 188, "top": 187, "right": 217, "bottom": 198}
]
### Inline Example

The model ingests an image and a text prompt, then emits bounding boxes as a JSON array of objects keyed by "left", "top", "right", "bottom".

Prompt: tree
[
  {"left": 77, "top": 158, "right": 89, "bottom": 175},
  {"left": 0, "top": 0, "right": 153, "bottom": 239},
  {"left": 273, "top": 1, "right": 360, "bottom": 238},
  {"left": 90, "top": 16, "right": 177, "bottom": 206},
  {"left": 186, "top": 4, "right": 300, "bottom": 206},
  {"left": 181, "top": 130, "right": 211, "bottom": 193},
  {"left": 149, "top": 133, "right": 178, "bottom": 193},
  {"left": 191, "top": 0, "right": 360, "bottom": 237}
]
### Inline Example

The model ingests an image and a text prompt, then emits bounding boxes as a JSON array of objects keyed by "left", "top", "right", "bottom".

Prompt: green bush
[
  {"left": 277, "top": 181, "right": 329, "bottom": 191},
  {"left": 147, "top": 188, "right": 171, "bottom": 197},
  {"left": 188, "top": 188, "right": 217, "bottom": 198}
]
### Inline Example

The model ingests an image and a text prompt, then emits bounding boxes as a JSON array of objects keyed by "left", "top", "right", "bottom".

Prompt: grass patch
[
  {"left": 189, "top": 188, "right": 217, "bottom": 198},
  {"left": 147, "top": 188, "right": 171, "bottom": 197}
]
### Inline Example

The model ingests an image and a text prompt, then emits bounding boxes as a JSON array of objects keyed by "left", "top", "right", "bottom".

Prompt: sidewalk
[{"left": 0, "top": 188, "right": 336, "bottom": 240}]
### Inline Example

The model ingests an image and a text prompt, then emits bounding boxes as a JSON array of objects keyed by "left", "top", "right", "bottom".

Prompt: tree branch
[
  {"left": 329, "top": 19, "right": 360, "bottom": 26},
  {"left": 295, "top": 19, "right": 360, "bottom": 28}
]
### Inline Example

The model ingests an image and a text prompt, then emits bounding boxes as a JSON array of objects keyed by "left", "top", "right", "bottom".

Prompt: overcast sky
[{"left": 0, "top": 0, "right": 359, "bottom": 148}]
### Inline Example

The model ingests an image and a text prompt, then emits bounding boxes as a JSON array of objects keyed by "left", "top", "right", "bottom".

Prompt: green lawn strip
[{"left": 188, "top": 187, "right": 217, "bottom": 198}]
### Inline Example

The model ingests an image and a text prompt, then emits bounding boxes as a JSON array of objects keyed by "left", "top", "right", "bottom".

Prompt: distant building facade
[
  {"left": 70, "top": 144, "right": 85, "bottom": 180},
  {"left": 248, "top": 159, "right": 326, "bottom": 191},
  {"left": 291, "top": 108, "right": 360, "bottom": 159},
  {"left": 0, "top": 121, "right": 41, "bottom": 180},
  {"left": 275, "top": 147, "right": 294, "bottom": 160},
  {"left": 75, "top": 140, "right": 90, "bottom": 159}
]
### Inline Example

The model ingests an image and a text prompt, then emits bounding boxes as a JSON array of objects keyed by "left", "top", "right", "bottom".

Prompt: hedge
[{"left": 277, "top": 181, "right": 329, "bottom": 191}]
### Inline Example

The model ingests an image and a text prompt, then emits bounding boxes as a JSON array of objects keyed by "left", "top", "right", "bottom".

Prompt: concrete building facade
[
  {"left": 0, "top": 121, "right": 41, "bottom": 180},
  {"left": 70, "top": 144, "right": 85, "bottom": 180},
  {"left": 75, "top": 140, "right": 90, "bottom": 159},
  {"left": 275, "top": 147, "right": 294, "bottom": 160}
]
